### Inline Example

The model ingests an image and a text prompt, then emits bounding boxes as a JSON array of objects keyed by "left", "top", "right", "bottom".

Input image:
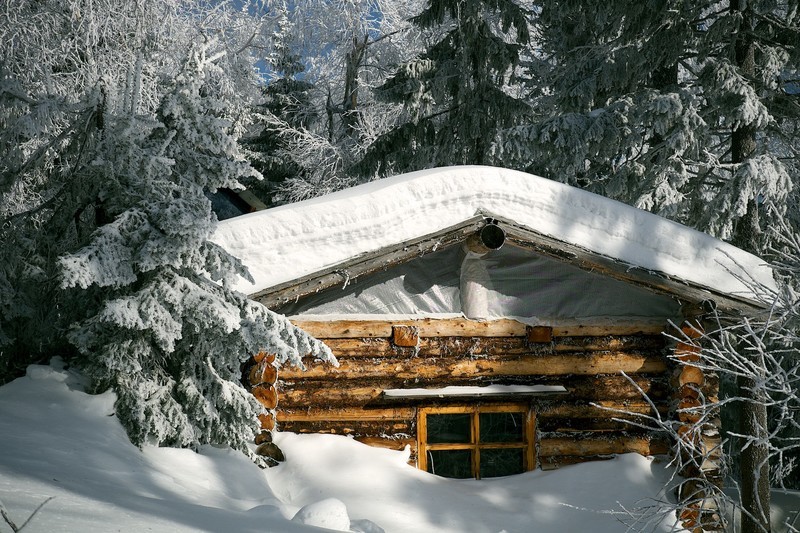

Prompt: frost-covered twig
[
  {"left": 597, "top": 293, "right": 800, "bottom": 532},
  {"left": 0, "top": 496, "right": 55, "bottom": 532}
]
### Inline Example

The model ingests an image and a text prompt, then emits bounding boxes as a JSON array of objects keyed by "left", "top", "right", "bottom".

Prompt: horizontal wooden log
[
  {"left": 280, "top": 419, "right": 414, "bottom": 436},
  {"left": 538, "top": 402, "right": 669, "bottom": 432},
  {"left": 319, "top": 337, "right": 530, "bottom": 357},
  {"left": 277, "top": 375, "right": 670, "bottom": 409},
  {"left": 280, "top": 352, "right": 668, "bottom": 380},
  {"left": 354, "top": 435, "right": 415, "bottom": 452},
  {"left": 553, "top": 336, "right": 665, "bottom": 353},
  {"left": 252, "top": 384, "right": 278, "bottom": 409},
  {"left": 314, "top": 335, "right": 665, "bottom": 358},
  {"left": 538, "top": 436, "right": 670, "bottom": 457},
  {"left": 291, "top": 318, "right": 668, "bottom": 339},
  {"left": 278, "top": 406, "right": 416, "bottom": 422},
  {"left": 538, "top": 418, "right": 656, "bottom": 433},
  {"left": 277, "top": 402, "right": 667, "bottom": 432},
  {"left": 540, "top": 454, "right": 615, "bottom": 470},
  {"left": 538, "top": 400, "right": 667, "bottom": 419},
  {"left": 278, "top": 382, "right": 383, "bottom": 408}
]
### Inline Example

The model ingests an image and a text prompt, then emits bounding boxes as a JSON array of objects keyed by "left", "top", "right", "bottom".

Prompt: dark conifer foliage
[
  {"left": 357, "top": 0, "right": 532, "bottom": 176},
  {"left": 243, "top": 75, "right": 316, "bottom": 207},
  {"left": 506, "top": 1, "right": 800, "bottom": 254}
]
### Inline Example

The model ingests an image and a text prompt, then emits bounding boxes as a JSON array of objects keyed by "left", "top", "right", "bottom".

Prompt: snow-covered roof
[{"left": 212, "top": 166, "right": 775, "bottom": 309}]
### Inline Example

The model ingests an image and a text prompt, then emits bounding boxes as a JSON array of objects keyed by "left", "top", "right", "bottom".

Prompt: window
[{"left": 417, "top": 405, "right": 536, "bottom": 479}]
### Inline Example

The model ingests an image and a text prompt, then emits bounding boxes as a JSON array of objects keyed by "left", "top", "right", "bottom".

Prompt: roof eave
[{"left": 250, "top": 214, "right": 771, "bottom": 318}]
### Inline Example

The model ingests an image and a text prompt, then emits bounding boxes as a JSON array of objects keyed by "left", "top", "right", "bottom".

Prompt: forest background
[{"left": 1, "top": 1, "right": 799, "bottom": 532}]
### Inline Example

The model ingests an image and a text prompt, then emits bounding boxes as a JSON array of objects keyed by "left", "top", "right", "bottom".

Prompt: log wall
[{"left": 257, "top": 318, "right": 683, "bottom": 470}]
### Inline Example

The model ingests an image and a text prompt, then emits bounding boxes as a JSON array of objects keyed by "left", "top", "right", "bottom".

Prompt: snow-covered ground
[{"left": 1, "top": 360, "right": 797, "bottom": 533}]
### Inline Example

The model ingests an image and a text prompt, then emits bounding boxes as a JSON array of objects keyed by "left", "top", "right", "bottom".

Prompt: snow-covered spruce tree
[
  {"left": 0, "top": 0, "right": 333, "bottom": 449},
  {"left": 59, "top": 46, "right": 332, "bottom": 452},
  {"left": 0, "top": 0, "right": 162, "bottom": 378},
  {"left": 245, "top": 0, "right": 422, "bottom": 203},
  {"left": 505, "top": 1, "right": 799, "bottom": 254},
  {"left": 357, "top": 0, "right": 532, "bottom": 177},
  {"left": 240, "top": 7, "right": 316, "bottom": 207},
  {"left": 0, "top": 0, "right": 245, "bottom": 380}
]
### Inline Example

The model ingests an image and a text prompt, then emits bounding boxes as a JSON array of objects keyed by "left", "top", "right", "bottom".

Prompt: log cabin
[{"left": 213, "top": 166, "right": 774, "bottom": 527}]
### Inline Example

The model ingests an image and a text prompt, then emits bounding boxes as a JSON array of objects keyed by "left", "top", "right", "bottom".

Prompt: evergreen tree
[
  {"left": 241, "top": 7, "right": 317, "bottom": 207},
  {"left": 1, "top": 0, "right": 333, "bottom": 454},
  {"left": 246, "top": 0, "right": 422, "bottom": 202},
  {"left": 504, "top": 3, "right": 799, "bottom": 530},
  {"left": 505, "top": 1, "right": 799, "bottom": 254},
  {"left": 358, "top": 0, "right": 532, "bottom": 176},
  {"left": 58, "top": 47, "right": 331, "bottom": 452}
]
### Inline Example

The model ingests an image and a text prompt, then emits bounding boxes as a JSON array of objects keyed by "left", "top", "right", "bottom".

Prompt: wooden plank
[
  {"left": 290, "top": 318, "right": 670, "bottom": 339},
  {"left": 277, "top": 375, "right": 671, "bottom": 409},
  {"left": 310, "top": 335, "right": 666, "bottom": 358},
  {"left": 417, "top": 406, "right": 429, "bottom": 472},
  {"left": 527, "top": 409, "right": 537, "bottom": 472},
  {"left": 278, "top": 352, "right": 669, "bottom": 380}
]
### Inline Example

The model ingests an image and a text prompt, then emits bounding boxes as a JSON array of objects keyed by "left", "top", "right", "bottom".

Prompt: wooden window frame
[{"left": 417, "top": 404, "right": 536, "bottom": 479}]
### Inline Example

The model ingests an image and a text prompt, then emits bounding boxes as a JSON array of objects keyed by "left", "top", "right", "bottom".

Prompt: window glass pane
[
  {"left": 427, "top": 413, "right": 471, "bottom": 444},
  {"left": 427, "top": 450, "right": 472, "bottom": 479},
  {"left": 479, "top": 448, "right": 525, "bottom": 478},
  {"left": 479, "top": 412, "right": 524, "bottom": 443}
]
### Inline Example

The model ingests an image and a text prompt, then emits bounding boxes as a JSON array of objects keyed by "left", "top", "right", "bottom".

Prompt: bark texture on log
[{"left": 251, "top": 318, "right": 684, "bottom": 476}]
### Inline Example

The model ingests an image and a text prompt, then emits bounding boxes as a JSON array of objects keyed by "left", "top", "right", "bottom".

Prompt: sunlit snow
[
  {"left": 2, "top": 360, "right": 799, "bottom": 532},
  {"left": 212, "top": 166, "right": 776, "bottom": 301},
  {"left": 0, "top": 360, "right": 684, "bottom": 533}
]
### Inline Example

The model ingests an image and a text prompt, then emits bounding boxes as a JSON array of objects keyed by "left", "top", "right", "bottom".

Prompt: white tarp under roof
[
  {"left": 274, "top": 244, "right": 681, "bottom": 319},
  {"left": 212, "top": 166, "right": 776, "bottom": 308}
]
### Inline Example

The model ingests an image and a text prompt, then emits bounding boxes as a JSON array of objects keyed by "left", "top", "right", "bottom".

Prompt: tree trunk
[
  {"left": 341, "top": 35, "right": 368, "bottom": 137},
  {"left": 738, "top": 369, "right": 771, "bottom": 533},
  {"left": 730, "top": 3, "right": 771, "bottom": 532}
]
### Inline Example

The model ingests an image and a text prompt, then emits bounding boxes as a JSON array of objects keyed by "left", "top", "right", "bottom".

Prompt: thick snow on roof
[{"left": 213, "top": 166, "right": 775, "bottom": 300}]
